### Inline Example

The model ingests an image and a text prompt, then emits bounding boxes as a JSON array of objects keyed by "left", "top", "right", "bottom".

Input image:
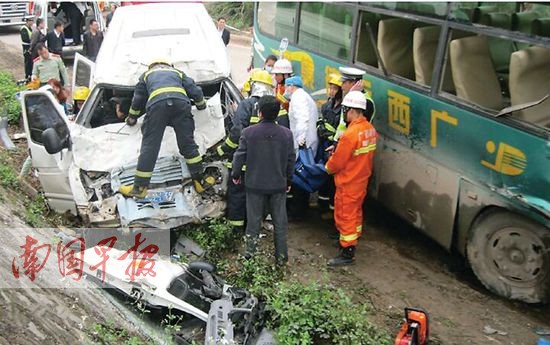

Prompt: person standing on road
[
  {"left": 231, "top": 95, "right": 295, "bottom": 265},
  {"left": 217, "top": 69, "right": 274, "bottom": 231},
  {"left": 30, "top": 18, "right": 47, "bottom": 60},
  {"left": 334, "top": 67, "right": 369, "bottom": 141},
  {"left": 59, "top": 2, "right": 83, "bottom": 45},
  {"left": 83, "top": 19, "right": 104, "bottom": 62},
  {"left": 317, "top": 74, "right": 343, "bottom": 218},
  {"left": 119, "top": 59, "right": 210, "bottom": 198},
  {"left": 106, "top": 4, "right": 117, "bottom": 28},
  {"left": 284, "top": 75, "right": 319, "bottom": 220},
  {"left": 46, "top": 21, "right": 65, "bottom": 56},
  {"left": 217, "top": 17, "right": 230, "bottom": 46},
  {"left": 32, "top": 43, "right": 69, "bottom": 87},
  {"left": 20, "top": 16, "right": 34, "bottom": 80},
  {"left": 325, "top": 91, "right": 377, "bottom": 266}
]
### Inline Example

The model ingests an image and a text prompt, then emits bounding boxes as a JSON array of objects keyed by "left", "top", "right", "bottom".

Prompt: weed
[
  {"left": 0, "top": 71, "right": 23, "bottom": 124},
  {"left": 90, "top": 322, "right": 145, "bottom": 345},
  {"left": 24, "top": 194, "right": 47, "bottom": 227},
  {"left": 181, "top": 218, "right": 239, "bottom": 261}
]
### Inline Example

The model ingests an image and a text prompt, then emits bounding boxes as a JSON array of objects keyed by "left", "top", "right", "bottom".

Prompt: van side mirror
[{"left": 42, "top": 128, "right": 68, "bottom": 154}]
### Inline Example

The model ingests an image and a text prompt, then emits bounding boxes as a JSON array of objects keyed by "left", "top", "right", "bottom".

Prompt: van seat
[
  {"left": 377, "top": 18, "right": 415, "bottom": 79},
  {"left": 413, "top": 26, "right": 472, "bottom": 92},
  {"left": 450, "top": 36, "right": 503, "bottom": 110},
  {"left": 509, "top": 46, "right": 550, "bottom": 127},
  {"left": 533, "top": 18, "right": 550, "bottom": 38}
]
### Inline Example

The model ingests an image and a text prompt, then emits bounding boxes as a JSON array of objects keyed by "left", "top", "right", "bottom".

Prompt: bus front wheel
[{"left": 467, "top": 210, "right": 550, "bottom": 303}]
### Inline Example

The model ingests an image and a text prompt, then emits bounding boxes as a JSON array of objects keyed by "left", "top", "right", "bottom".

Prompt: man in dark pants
[
  {"left": 232, "top": 96, "right": 295, "bottom": 265},
  {"left": 83, "top": 19, "right": 103, "bottom": 62},
  {"left": 30, "top": 18, "right": 46, "bottom": 60},
  {"left": 20, "top": 16, "right": 34, "bottom": 80},
  {"left": 216, "top": 70, "right": 274, "bottom": 230},
  {"left": 119, "top": 59, "right": 209, "bottom": 198}
]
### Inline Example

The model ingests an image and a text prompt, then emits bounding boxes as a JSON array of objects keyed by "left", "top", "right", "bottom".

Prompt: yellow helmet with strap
[
  {"left": 328, "top": 73, "right": 342, "bottom": 87},
  {"left": 73, "top": 86, "right": 90, "bottom": 101},
  {"left": 250, "top": 69, "right": 273, "bottom": 87}
]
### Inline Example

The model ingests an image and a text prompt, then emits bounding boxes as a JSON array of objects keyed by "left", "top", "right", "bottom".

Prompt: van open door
[
  {"left": 73, "top": 53, "right": 95, "bottom": 91},
  {"left": 20, "top": 90, "right": 76, "bottom": 213}
]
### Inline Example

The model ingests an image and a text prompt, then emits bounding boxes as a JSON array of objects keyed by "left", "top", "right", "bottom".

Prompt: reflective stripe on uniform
[
  {"left": 250, "top": 116, "right": 260, "bottom": 124},
  {"left": 225, "top": 137, "right": 238, "bottom": 149},
  {"left": 185, "top": 155, "right": 202, "bottom": 164},
  {"left": 135, "top": 170, "right": 153, "bottom": 178},
  {"left": 324, "top": 122, "right": 336, "bottom": 133},
  {"left": 148, "top": 86, "right": 187, "bottom": 102},
  {"left": 356, "top": 225, "right": 362, "bottom": 233},
  {"left": 225, "top": 162, "right": 232, "bottom": 169},
  {"left": 217, "top": 145, "right": 225, "bottom": 156},
  {"left": 340, "top": 233, "right": 359, "bottom": 242},
  {"left": 276, "top": 93, "right": 287, "bottom": 103},
  {"left": 278, "top": 108, "right": 288, "bottom": 116},
  {"left": 129, "top": 107, "right": 140, "bottom": 116},
  {"left": 144, "top": 68, "right": 183, "bottom": 82},
  {"left": 228, "top": 220, "right": 245, "bottom": 226},
  {"left": 353, "top": 144, "right": 376, "bottom": 156}
]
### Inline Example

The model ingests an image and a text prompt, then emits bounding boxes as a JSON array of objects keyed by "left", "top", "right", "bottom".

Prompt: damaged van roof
[{"left": 94, "top": 3, "right": 230, "bottom": 86}]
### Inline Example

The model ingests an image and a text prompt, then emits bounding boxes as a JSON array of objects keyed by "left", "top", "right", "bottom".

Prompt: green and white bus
[{"left": 252, "top": 2, "right": 550, "bottom": 303}]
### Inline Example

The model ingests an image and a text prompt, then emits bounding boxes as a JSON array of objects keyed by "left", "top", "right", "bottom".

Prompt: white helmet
[
  {"left": 342, "top": 91, "right": 367, "bottom": 110},
  {"left": 270, "top": 59, "right": 293, "bottom": 74}
]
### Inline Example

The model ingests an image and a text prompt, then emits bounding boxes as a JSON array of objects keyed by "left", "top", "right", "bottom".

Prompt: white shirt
[{"left": 288, "top": 88, "right": 319, "bottom": 158}]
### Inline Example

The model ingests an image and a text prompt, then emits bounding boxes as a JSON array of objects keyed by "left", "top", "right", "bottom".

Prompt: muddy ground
[{"left": 0, "top": 38, "right": 549, "bottom": 345}]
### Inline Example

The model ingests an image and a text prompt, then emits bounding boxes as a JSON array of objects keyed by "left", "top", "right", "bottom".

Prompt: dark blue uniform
[
  {"left": 128, "top": 65, "right": 206, "bottom": 188},
  {"left": 217, "top": 96, "right": 260, "bottom": 227}
]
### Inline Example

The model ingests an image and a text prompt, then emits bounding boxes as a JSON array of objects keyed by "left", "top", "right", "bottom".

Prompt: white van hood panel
[
  {"left": 94, "top": 3, "right": 230, "bottom": 86},
  {"left": 70, "top": 93, "right": 225, "bottom": 172}
]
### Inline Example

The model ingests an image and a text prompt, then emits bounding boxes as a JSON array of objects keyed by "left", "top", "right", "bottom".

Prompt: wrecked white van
[{"left": 19, "top": 3, "right": 242, "bottom": 229}]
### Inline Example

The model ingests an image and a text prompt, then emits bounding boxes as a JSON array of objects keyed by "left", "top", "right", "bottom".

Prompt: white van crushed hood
[
  {"left": 70, "top": 93, "right": 225, "bottom": 172},
  {"left": 94, "top": 3, "right": 230, "bottom": 86}
]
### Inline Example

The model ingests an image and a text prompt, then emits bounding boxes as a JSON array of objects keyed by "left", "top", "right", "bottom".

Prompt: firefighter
[
  {"left": 119, "top": 59, "right": 209, "bottom": 198},
  {"left": 317, "top": 73, "right": 343, "bottom": 217},
  {"left": 20, "top": 15, "right": 34, "bottom": 80},
  {"left": 217, "top": 69, "right": 274, "bottom": 229},
  {"left": 325, "top": 91, "right": 377, "bottom": 266},
  {"left": 72, "top": 86, "right": 89, "bottom": 114},
  {"left": 270, "top": 58, "right": 293, "bottom": 128}
]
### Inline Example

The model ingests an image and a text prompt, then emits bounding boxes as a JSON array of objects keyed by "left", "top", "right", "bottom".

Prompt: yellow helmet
[
  {"left": 148, "top": 58, "right": 172, "bottom": 68},
  {"left": 328, "top": 73, "right": 342, "bottom": 87},
  {"left": 250, "top": 69, "right": 273, "bottom": 87},
  {"left": 73, "top": 86, "right": 90, "bottom": 101},
  {"left": 26, "top": 78, "right": 40, "bottom": 90}
]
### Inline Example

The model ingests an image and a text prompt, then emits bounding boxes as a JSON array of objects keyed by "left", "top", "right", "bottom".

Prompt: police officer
[
  {"left": 119, "top": 59, "right": 208, "bottom": 198},
  {"left": 20, "top": 15, "right": 34, "bottom": 80},
  {"left": 334, "top": 67, "right": 369, "bottom": 141},
  {"left": 31, "top": 43, "right": 69, "bottom": 87},
  {"left": 217, "top": 69, "right": 274, "bottom": 230}
]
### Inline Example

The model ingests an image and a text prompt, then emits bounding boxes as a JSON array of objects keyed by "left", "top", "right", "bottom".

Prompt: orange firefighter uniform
[{"left": 325, "top": 116, "right": 377, "bottom": 248}]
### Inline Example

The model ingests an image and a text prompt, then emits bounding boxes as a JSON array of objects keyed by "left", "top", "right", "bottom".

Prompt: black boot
[{"left": 328, "top": 246, "right": 355, "bottom": 266}]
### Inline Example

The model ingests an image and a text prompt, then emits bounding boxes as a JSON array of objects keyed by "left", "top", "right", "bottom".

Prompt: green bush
[
  {"left": 205, "top": 2, "right": 254, "bottom": 30},
  {"left": 0, "top": 71, "right": 23, "bottom": 124},
  {"left": 0, "top": 151, "right": 19, "bottom": 188},
  {"left": 182, "top": 218, "right": 239, "bottom": 261}
]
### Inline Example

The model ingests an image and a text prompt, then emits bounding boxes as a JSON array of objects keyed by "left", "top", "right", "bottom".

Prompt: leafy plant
[
  {"left": 0, "top": 157, "right": 18, "bottom": 188},
  {"left": 182, "top": 218, "right": 239, "bottom": 261},
  {"left": 24, "top": 194, "right": 48, "bottom": 227},
  {"left": 90, "top": 322, "right": 146, "bottom": 345},
  {"left": 205, "top": 2, "right": 254, "bottom": 30},
  {"left": 0, "top": 71, "right": 23, "bottom": 124}
]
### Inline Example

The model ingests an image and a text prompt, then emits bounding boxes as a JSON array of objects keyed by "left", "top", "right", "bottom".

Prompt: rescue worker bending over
[
  {"left": 119, "top": 59, "right": 208, "bottom": 198},
  {"left": 217, "top": 69, "right": 274, "bottom": 229},
  {"left": 325, "top": 91, "right": 377, "bottom": 266}
]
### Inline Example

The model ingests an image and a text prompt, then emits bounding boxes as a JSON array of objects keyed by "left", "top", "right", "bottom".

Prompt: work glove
[
  {"left": 191, "top": 172, "right": 216, "bottom": 194},
  {"left": 126, "top": 116, "right": 137, "bottom": 126},
  {"left": 195, "top": 99, "right": 207, "bottom": 111}
]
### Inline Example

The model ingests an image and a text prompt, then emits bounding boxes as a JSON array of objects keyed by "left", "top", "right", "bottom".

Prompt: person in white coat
[
  {"left": 284, "top": 76, "right": 319, "bottom": 157},
  {"left": 284, "top": 75, "right": 319, "bottom": 220}
]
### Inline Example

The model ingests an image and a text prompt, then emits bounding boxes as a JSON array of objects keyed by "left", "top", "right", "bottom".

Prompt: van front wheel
[{"left": 467, "top": 210, "right": 550, "bottom": 303}]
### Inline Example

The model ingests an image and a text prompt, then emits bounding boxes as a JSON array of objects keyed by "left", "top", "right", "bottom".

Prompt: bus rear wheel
[{"left": 467, "top": 210, "right": 550, "bottom": 303}]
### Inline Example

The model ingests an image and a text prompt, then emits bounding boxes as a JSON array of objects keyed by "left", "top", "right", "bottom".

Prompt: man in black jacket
[
  {"left": 46, "top": 22, "right": 65, "bottom": 56},
  {"left": 232, "top": 96, "right": 295, "bottom": 265},
  {"left": 217, "top": 17, "right": 230, "bottom": 46},
  {"left": 30, "top": 18, "right": 46, "bottom": 60},
  {"left": 83, "top": 19, "right": 104, "bottom": 62}
]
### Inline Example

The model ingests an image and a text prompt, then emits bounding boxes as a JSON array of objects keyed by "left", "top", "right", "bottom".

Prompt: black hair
[
  {"left": 217, "top": 17, "right": 226, "bottom": 22},
  {"left": 334, "top": 87, "right": 343, "bottom": 104},
  {"left": 258, "top": 95, "right": 279, "bottom": 121},
  {"left": 265, "top": 55, "right": 278, "bottom": 63},
  {"left": 54, "top": 21, "right": 62, "bottom": 29},
  {"left": 89, "top": 18, "right": 97, "bottom": 26},
  {"left": 35, "top": 42, "right": 47, "bottom": 52},
  {"left": 36, "top": 18, "right": 44, "bottom": 26},
  {"left": 364, "top": 99, "right": 375, "bottom": 122}
]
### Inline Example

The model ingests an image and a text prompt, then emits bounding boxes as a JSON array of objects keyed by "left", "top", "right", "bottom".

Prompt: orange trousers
[{"left": 334, "top": 186, "right": 367, "bottom": 248}]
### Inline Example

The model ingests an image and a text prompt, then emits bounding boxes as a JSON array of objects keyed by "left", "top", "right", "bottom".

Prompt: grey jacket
[{"left": 232, "top": 120, "right": 295, "bottom": 194}]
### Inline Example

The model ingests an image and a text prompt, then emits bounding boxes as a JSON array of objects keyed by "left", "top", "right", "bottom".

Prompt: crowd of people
[{"left": 19, "top": 10, "right": 378, "bottom": 267}]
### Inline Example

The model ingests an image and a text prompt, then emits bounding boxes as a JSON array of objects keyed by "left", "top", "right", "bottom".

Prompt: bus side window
[
  {"left": 355, "top": 11, "right": 380, "bottom": 67},
  {"left": 377, "top": 18, "right": 417, "bottom": 80}
]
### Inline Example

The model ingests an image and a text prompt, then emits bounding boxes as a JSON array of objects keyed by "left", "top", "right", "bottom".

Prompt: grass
[
  {"left": 0, "top": 71, "right": 23, "bottom": 124},
  {"left": 89, "top": 322, "right": 146, "bottom": 345}
]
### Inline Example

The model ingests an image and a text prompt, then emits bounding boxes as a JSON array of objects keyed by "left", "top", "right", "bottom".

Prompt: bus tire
[{"left": 466, "top": 209, "right": 550, "bottom": 303}]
